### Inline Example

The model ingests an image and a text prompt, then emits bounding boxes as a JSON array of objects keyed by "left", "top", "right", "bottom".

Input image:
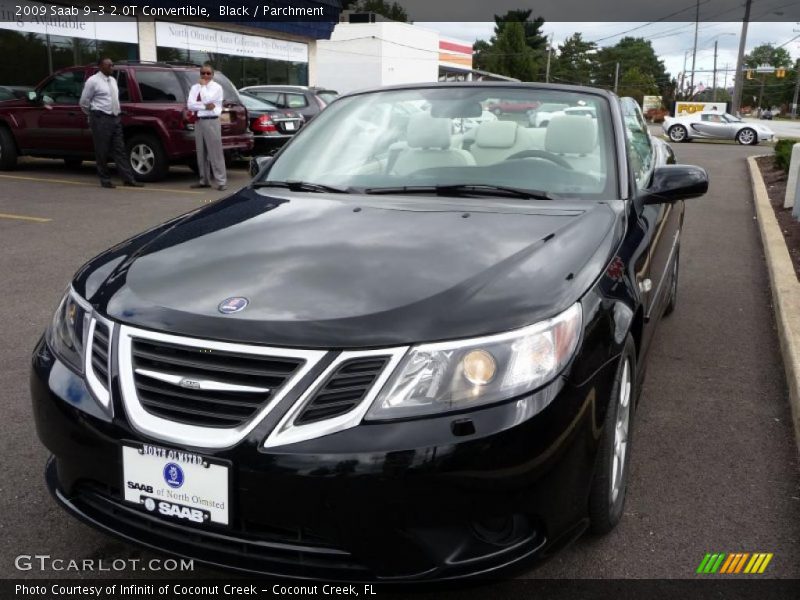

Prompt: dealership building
[{"left": 0, "top": 0, "right": 340, "bottom": 88}]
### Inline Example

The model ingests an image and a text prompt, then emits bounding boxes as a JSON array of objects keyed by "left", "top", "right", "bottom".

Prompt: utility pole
[
  {"left": 723, "top": 63, "right": 729, "bottom": 94},
  {"left": 689, "top": 0, "right": 700, "bottom": 97},
  {"left": 793, "top": 73, "right": 800, "bottom": 118},
  {"left": 614, "top": 62, "right": 620, "bottom": 93},
  {"left": 545, "top": 33, "right": 554, "bottom": 83},
  {"left": 712, "top": 41, "right": 718, "bottom": 101},
  {"left": 731, "top": 0, "right": 753, "bottom": 116}
]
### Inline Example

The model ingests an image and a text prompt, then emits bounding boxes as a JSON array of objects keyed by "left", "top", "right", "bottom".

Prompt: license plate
[
  {"left": 122, "top": 443, "right": 230, "bottom": 526},
  {"left": 220, "top": 112, "right": 231, "bottom": 124},
  {"left": 284, "top": 121, "right": 296, "bottom": 131}
]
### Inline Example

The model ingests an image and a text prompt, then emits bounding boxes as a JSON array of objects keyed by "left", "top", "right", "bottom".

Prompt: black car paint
[{"left": 31, "top": 83, "right": 702, "bottom": 580}]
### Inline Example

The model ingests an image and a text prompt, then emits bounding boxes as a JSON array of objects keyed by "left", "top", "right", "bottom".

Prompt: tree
[
  {"left": 472, "top": 10, "right": 547, "bottom": 79},
  {"left": 616, "top": 67, "right": 659, "bottom": 104},
  {"left": 551, "top": 33, "right": 597, "bottom": 86},
  {"left": 594, "top": 37, "right": 670, "bottom": 95},
  {"left": 339, "top": 0, "right": 409, "bottom": 22}
]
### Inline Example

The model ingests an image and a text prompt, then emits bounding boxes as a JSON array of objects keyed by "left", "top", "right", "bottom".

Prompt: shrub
[{"left": 775, "top": 139, "right": 800, "bottom": 175}]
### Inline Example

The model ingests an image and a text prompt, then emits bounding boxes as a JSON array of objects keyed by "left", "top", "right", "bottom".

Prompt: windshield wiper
[
  {"left": 252, "top": 180, "right": 351, "bottom": 194},
  {"left": 363, "top": 184, "right": 555, "bottom": 200}
]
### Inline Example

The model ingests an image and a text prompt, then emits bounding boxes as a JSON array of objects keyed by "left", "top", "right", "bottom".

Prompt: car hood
[{"left": 75, "top": 189, "right": 624, "bottom": 348}]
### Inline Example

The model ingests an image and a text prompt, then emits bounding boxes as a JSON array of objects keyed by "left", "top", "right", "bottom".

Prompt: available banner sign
[
  {"left": 643, "top": 95, "right": 662, "bottom": 111},
  {"left": 0, "top": 0, "right": 138, "bottom": 43},
  {"left": 674, "top": 101, "right": 727, "bottom": 115}
]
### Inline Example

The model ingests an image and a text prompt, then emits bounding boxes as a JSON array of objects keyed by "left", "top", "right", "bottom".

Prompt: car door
[
  {"left": 622, "top": 98, "right": 681, "bottom": 335},
  {"left": 20, "top": 69, "right": 90, "bottom": 153},
  {"left": 691, "top": 113, "right": 731, "bottom": 139}
]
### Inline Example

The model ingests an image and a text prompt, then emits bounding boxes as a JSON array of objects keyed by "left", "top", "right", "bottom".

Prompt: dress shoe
[
  {"left": 100, "top": 181, "right": 116, "bottom": 188},
  {"left": 123, "top": 181, "right": 144, "bottom": 187},
  {"left": 217, "top": 185, "right": 228, "bottom": 191},
  {"left": 190, "top": 183, "right": 211, "bottom": 189}
]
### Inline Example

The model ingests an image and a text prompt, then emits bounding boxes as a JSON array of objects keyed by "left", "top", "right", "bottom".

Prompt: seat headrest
[
  {"left": 474, "top": 120, "right": 519, "bottom": 148},
  {"left": 406, "top": 113, "right": 452, "bottom": 149},
  {"left": 545, "top": 115, "right": 597, "bottom": 155}
]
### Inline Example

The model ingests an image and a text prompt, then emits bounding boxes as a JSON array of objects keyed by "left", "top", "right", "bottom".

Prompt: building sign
[
  {"left": 156, "top": 22, "right": 308, "bottom": 63},
  {"left": 675, "top": 101, "right": 727, "bottom": 115},
  {"left": 643, "top": 95, "right": 662, "bottom": 111},
  {"left": 0, "top": 0, "right": 138, "bottom": 43},
  {"left": 439, "top": 38, "right": 472, "bottom": 69}
]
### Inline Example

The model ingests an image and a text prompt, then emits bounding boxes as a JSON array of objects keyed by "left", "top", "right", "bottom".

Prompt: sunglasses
[{"left": 200, "top": 71, "right": 213, "bottom": 76}]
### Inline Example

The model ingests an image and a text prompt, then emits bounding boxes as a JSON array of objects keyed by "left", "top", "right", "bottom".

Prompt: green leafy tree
[
  {"left": 340, "top": 0, "right": 409, "bottom": 22},
  {"left": 594, "top": 37, "right": 670, "bottom": 95},
  {"left": 473, "top": 10, "right": 547, "bottom": 79},
  {"left": 616, "top": 67, "right": 659, "bottom": 104},
  {"left": 551, "top": 33, "right": 597, "bottom": 85},
  {"left": 742, "top": 44, "right": 794, "bottom": 109}
]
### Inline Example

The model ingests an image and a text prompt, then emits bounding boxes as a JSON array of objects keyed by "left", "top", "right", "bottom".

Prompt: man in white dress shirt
[
  {"left": 187, "top": 63, "right": 227, "bottom": 191},
  {"left": 79, "top": 57, "right": 143, "bottom": 188}
]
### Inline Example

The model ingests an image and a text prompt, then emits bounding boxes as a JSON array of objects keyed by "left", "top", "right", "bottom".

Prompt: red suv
[{"left": 0, "top": 62, "right": 253, "bottom": 181}]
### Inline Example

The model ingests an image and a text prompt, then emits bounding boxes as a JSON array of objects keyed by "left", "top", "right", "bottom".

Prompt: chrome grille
[
  {"left": 90, "top": 321, "right": 110, "bottom": 390},
  {"left": 131, "top": 338, "right": 304, "bottom": 428}
]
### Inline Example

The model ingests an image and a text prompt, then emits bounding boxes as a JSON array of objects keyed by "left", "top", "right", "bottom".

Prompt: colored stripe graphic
[{"left": 698, "top": 552, "right": 772, "bottom": 574}]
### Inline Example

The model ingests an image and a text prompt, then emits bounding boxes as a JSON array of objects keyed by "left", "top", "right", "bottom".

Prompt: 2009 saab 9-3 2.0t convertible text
[{"left": 31, "top": 83, "right": 708, "bottom": 581}]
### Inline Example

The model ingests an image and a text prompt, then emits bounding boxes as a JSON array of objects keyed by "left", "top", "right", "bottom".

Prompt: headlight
[
  {"left": 366, "top": 303, "right": 582, "bottom": 420},
  {"left": 46, "top": 288, "right": 90, "bottom": 373}
]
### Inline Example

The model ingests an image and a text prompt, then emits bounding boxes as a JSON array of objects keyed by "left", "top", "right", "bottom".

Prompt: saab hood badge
[{"left": 218, "top": 297, "right": 249, "bottom": 314}]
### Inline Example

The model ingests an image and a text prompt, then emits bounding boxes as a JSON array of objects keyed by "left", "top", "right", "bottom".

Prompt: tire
[
  {"left": 668, "top": 125, "right": 688, "bottom": 143},
  {"left": 125, "top": 133, "right": 168, "bottom": 182},
  {"left": 736, "top": 127, "right": 757, "bottom": 146},
  {"left": 0, "top": 126, "right": 19, "bottom": 170},
  {"left": 63, "top": 158, "right": 83, "bottom": 169},
  {"left": 589, "top": 335, "right": 637, "bottom": 535},
  {"left": 663, "top": 247, "right": 679, "bottom": 316}
]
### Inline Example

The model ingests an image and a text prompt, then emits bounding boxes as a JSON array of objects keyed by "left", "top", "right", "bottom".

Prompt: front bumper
[{"left": 31, "top": 337, "right": 615, "bottom": 580}]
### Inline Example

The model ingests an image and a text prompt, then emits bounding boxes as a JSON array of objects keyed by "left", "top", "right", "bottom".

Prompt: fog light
[{"left": 462, "top": 350, "right": 496, "bottom": 385}]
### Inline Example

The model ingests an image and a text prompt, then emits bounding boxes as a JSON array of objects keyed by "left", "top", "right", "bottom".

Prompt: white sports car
[{"left": 662, "top": 111, "right": 775, "bottom": 145}]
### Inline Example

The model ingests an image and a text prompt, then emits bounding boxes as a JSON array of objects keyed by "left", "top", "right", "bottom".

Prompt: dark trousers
[{"left": 89, "top": 111, "right": 136, "bottom": 184}]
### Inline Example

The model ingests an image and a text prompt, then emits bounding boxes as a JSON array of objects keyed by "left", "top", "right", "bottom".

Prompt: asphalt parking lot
[{"left": 0, "top": 144, "right": 798, "bottom": 581}]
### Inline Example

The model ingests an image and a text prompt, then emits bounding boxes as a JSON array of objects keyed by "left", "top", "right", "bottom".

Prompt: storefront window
[{"left": 0, "top": 30, "right": 138, "bottom": 87}]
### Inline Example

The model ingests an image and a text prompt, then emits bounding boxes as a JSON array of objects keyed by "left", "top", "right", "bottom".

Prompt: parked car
[
  {"left": 485, "top": 99, "right": 540, "bottom": 115},
  {"left": 0, "top": 62, "right": 253, "bottom": 181},
  {"left": 528, "top": 102, "right": 571, "bottom": 127},
  {"left": 239, "top": 91, "right": 304, "bottom": 154},
  {"left": 239, "top": 85, "right": 338, "bottom": 122},
  {"left": 663, "top": 111, "right": 775, "bottom": 145},
  {"left": 32, "top": 83, "right": 708, "bottom": 580},
  {"left": 760, "top": 109, "right": 773, "bottom": 120}
]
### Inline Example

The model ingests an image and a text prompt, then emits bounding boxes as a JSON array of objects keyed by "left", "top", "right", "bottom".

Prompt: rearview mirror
[
  {"left": 250, "top": 155, "right": 273, "bottom": 178},
  {"left": 643, "top": 165, "right": 708, "bottom": 204}
]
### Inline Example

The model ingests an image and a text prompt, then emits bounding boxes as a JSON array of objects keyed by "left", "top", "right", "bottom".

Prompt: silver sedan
[{"left": 662, "top": 111, "right": 775, "bottom": 145}]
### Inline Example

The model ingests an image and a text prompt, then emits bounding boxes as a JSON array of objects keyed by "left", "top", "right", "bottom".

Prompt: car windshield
[
  {"left": 240, "top": 92, "right": 278, "bottom": 111},
  {"left": 724, "top": 113, "right": 741, "bottom": 122},
  {"left": 261, "top": 87, "right": 616, "bottom": 198},
  {"left": 317, "top": 91, "right": 338, "bottom": 104}
]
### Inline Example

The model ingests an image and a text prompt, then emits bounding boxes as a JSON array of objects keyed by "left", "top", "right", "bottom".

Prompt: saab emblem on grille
[
  {"left": 218, "top": 297, "right": 249, "bottom": 314},
  {"left": 179, "top": 378, "right": 201, "bottom": 389}
]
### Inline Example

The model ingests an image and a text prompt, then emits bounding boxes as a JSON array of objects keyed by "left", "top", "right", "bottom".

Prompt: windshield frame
[{"left": 256, "top": 84, "right": 622, "bottom": 201}]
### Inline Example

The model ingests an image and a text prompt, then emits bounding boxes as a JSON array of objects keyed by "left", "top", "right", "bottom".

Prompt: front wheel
[
  {"left": 668, "top": 125, "right": 688, "bottom": 143},
  {"left": 589, "top": 335, "right": 637, "bottom": 534},
  {"left": 736, "top": 128, "right": 757, "bottom": 145},
  {"left": 126, "top": 134, "right": 168, "bottom": 182}
]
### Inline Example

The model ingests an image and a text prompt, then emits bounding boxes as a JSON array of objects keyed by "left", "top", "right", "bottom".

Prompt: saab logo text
[{"left": 697, "top": 552, "right": 774, "bottom": 574}]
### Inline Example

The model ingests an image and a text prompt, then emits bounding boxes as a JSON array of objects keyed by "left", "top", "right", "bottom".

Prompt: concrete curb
[{"left": 748, "top": 155, "right": 800, "bottom": 454}]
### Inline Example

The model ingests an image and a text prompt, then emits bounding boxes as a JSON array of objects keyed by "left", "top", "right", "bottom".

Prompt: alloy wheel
[
  {"left": 130, "top": 144, "right": 155, "bottom": 175},
  {"left": 610, "top": 358, "right": 632, "bottom": 504},
  {"left": 738, "top": 129, "right": 755, "bottom": 145},
  {"left": 669, "top": 126, "right": 686, "bottom": 142}
]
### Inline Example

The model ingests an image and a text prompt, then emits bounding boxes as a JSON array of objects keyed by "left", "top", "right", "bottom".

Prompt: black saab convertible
[{"left": 31, "top": 83, "right": 708, "bottom": 580}]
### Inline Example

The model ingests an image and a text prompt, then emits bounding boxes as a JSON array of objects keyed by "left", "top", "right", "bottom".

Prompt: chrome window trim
[
  {"left": 84, "top": 315, "right": 114, "bottom": 411},
  {"left": 118, "top": 325, "right": 326, "bottom": 449},
  {"left": 264, "top": 347, "right": 408, "bottom": 449}
]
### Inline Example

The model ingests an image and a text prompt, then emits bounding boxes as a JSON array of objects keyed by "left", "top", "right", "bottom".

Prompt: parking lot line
[
  {"left": 0, "top": 212, "right": 52, "bottom": 223},
  {"left": 0, "top": 174, "right": 205, "bottom": 195}
]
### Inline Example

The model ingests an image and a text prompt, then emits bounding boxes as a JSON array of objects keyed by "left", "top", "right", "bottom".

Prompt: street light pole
[
  {"left": 712, "top": 41, "right": 718, "bottom": 101},
  {"left": 731, "top": 0, "right": 753, "bottom": 116},
  {"left": 689, "top": 0, "right": 700, "bottom": 97},
  {"left": 614, "top": 61, "right": 620, "bottom": 93},
  {"left": 545, "top": 33, "right": 554, "bottom": 83}
]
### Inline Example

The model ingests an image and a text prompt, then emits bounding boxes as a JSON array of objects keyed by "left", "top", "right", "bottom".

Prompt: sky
[{"left": 421, "top": 21, "right": 800, "bottom": 88}]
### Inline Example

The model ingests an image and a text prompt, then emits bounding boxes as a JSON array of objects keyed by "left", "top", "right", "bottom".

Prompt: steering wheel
[{"left": 504, "top": 150, "right": 573, "bottom": 170}]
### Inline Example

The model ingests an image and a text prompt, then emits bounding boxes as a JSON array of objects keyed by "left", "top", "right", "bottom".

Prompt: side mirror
[
  {"left": 249, "top": 155, "right": 273, "bottom": 178},
  {"left": 643, "top": 165, "right": 708, "bottom": 204}
]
